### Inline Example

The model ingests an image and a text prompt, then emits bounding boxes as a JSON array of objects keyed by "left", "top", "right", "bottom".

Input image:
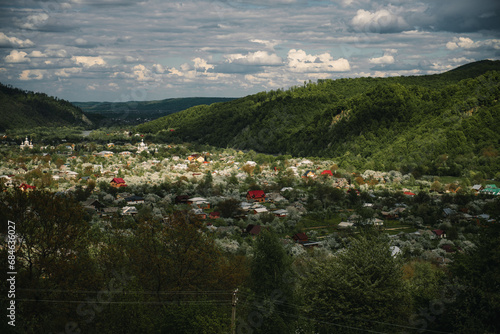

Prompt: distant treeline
[{"left": 73, "top": 97, "right": 236, "bottom": 126}]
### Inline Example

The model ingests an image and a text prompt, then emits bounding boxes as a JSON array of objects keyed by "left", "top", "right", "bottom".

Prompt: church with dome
[
  {"left": 20, "top": 137, "right": 33, "bottom": 150},
  {"left": 137, "top": 139, "right": 149, "bottom": 154}
]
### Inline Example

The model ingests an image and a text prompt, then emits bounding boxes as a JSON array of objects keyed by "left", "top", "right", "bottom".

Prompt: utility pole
[{"left": 231, "top": 288, "right": 238, "bottom": 334}]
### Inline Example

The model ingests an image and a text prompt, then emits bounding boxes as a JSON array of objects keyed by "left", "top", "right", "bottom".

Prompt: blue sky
[{"left": 1, "top": 0, "right": 499, "bottom": 102}]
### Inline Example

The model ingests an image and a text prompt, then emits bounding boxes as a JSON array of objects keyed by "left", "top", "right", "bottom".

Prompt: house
[
  {"left": 253, "top": 207, "right": 268, "bottom": 214},
  {"left": 187, "top": 154, "right": 204, "bottom": 163},
  {"left": 209, "top": 211, "right": 221, "bottom": 219},
  {"left": 188, "top": 197, "right": 210, "bottom": 209},
  {"left": 432, "top": 229, "right": 446, "bottom": 238},
  {"left": 267, "top": 192, "right": 286, "bottom": 203},
  {"left": 96, "top": 151, "right": 114, "bottom": 157},
  {"left": 292, "top": 232, "right": 308, "bottom": 243},
  {"left": 0, "top": 175, "right": 13, "bottom": 187},
  {"left": 481, "top": 184, "right": 500, "bottom": 196},
  {"left": 125, "top": 195, "right": 145, "bottom": 205},
  {"left": 175, "top": 195, "right": 189, "bottom": 204},
  {"left": 192, "top": 208, "right": 207, "bottom": 220},
  {"left": 273, "top": 209, "right": 288, "bottom": 217},
  {"left": 82, "top": 199, "right": 105, "bottom": 212},
  {"left": 122, "top": 206, "right": 139, "bottom": 215},
  {"left": 120, "top": 151, "right": 132, "bottom": 156},
  {"left": 65, "top": 171, "right": 79, "bottom": 179},
  {"left": 338, "top": 222, "right": 355, "bottom": 229},
  {"left": 298, "top": 159, "right": 313, "bottom": 166},
  {"left": 245, "top": 224, "right": 263, "bottom": 236},
  {"left": 471, "top": 184, "right": 483, "bottom": 193},
  {"left": 101, "top": 207, "right": 120, "bottom": 217},
  {"left": 247, "top": 190, "right": 266, "bottom": 202},
  {"left": 404, "top": 191, "right": 416, "bottom": 197},
  {"left": 321, "top": 170, "right": 333, "bottom": 177},
  {"left": 19, "top": 183, "right": 36, "bottom": 191},
  {"left": 443, "top": 208, "right": 456, "bottom": 217},
  {"left": 302, "top": 170, "right": 315, "bottom": 178},
  {"left": 110, "top": 177, "right": 127, "bottom": 188}
]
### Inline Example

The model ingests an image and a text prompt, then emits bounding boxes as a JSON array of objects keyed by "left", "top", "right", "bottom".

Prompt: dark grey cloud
[{"left": 0, "top": 0, "right": 498, "bottom": 101}]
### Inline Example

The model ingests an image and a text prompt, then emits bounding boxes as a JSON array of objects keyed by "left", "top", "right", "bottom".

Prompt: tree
[
  {"left": 217, "top": 198, "right": 241, "bottom": 218},
  {"left": 436, "top": 221, "right": 500, "bottom": 333},
  {"left": 300, "top": 235, "right": 411, "bottom": 333},
  {"left": 243, "top": 229, "right": 297, "bottom": 334},
  {"left": 0, "top": 189, "right": 97, "bottom": 333}
]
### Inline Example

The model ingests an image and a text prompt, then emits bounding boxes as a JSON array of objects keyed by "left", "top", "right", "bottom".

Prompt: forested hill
[
  {"left": 136, "top": 60, "right": 500, "bottom": 177},
  {"left": 0, "top": 83, "right": 93, "bottom": 131}
]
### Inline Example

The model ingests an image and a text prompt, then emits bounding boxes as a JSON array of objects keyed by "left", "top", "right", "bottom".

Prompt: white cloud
[
  {"left": 132, "top": 64, "right": 153, "bottom": 81},
  {"left": 287, "top": 49, "right": 350, "bottom": 73},
  {"left": 0, "top": 33, "right": 34, "bottom": 48},
  {"left": 152, "top": 64, "right": 166, "bottom": 74},
  {"left": 225, "top": 51, "right": 282, "bottom": 66},
  {"left": 29, "top": 51, "right": 47, "bottom": 58},
  {"left": 449, "top": 57, "right": 475, "bottom": 63},
  {"left": 16, "top": 13, "right": 49, "bottom": 30},
  {"left": 123, "top": 55, "right": 144, "bottom": 63},
  {"left": 446, "top": 37, "right": 500, "bottom": 50},
  {"left": 446, "top": 37, "right": 474, "bottom": 50},
  {"left": 45, "top": 49, "right": 68, "bottom": 58},
  {"left": 72, "top": 56, "right": 106, "bottom": 67},
  {"left": 250, "top": 39, "right": 280, "bottom": 50},
  {"left": 350, "top": 9, "right": 409, "bottom": 33},
  {"left": 19, "top": 69, "right": 46, "bottom": 80},
  {"left": 75, "top": 38, "right": 88, "bottom": 46},
  {"left": 55, "top": 67, "right": 82, "bottom": 77},
  {"left": 5, "top": 50, "right": 30, "bottom": 63},
  {"left": 369, "top": 54, "right": 395, "bottom": 65},
  {"left": 193, "top": 57, "right": 214, "bottom": 73}
]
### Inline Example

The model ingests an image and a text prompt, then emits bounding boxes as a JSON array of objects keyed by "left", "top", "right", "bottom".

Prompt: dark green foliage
[
  {"left": 137, "top": 60, "right": 500, "bottom": 177},
  {"left": 243, "top": 229, "right": 297, "bottom": 334},
  {"left": 300, "top": 235, "right": 411, "bottom": 333},
  {"left": 437, "top": 222, "right": 500, "bottom": 333},
  {"left": 0, "top": 83, "right": 93, "bottom": 131}
]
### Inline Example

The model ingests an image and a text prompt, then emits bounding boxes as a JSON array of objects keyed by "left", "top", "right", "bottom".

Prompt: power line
[
  {"left": 17, "top": 288, "right": 232, "bottom": 295},
  {"left": 237, "top": 292, "right": 452, "bottom": 334},
  {"left": 14, "top": 299, "right": 231, "bottom": 305}
]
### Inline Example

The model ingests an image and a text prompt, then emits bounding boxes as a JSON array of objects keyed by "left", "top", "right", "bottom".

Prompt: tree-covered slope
[
  {"left": 136, "top": 60, "right": 500, "bottom": 176},
  {"left": 0, "top": 83, "right": 93, "bottom": 131}
]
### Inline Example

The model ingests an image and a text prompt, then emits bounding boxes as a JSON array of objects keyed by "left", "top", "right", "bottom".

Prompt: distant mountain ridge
[
  {"left": 136, "top": 60, "right": 500, "bottom": 177},
  {"left": 73, "top": 97, "right": 236, "bottom": 126},
  {"left": 0, "top": 83, "right": 92, "bottom": 131}
]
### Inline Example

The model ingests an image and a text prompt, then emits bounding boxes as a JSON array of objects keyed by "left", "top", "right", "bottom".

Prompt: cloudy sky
[{"left": 1, "top": 0, "right": 499, "bottom": 102}]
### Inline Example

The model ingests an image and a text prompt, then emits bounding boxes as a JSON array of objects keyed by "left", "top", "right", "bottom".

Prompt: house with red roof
[
  {"left": 292, "top": 232, "right": 308, "bottom": 243},
  {"left": 321, "top": 170, "right": 333, "bottom": 177},
  {"left": 110, "top": 177, "right": 127, "bottom": 188},
  {"left": 19, "top": 183, "right": 36, "bottom": 191},
  {"left": 246, "top": 190, "right": 266, "bottom": 202},
  {"left": 209, "top": 211, "right": 221, "bottom": 219}
]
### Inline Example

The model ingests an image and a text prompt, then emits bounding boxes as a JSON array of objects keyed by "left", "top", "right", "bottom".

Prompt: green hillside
[
  {"left": 0, "top": 83, "right": 93, "bottom": 131},
  {"left": 73, "top": 97, "right": 236, "bottom": 126},
  {"left": 136, "top": 60, "right": 500, "bottom": 177}
]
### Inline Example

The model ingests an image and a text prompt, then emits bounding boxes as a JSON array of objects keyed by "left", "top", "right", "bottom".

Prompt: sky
[{"left": 0, "top": 0, "right": 499, "bottom": 102}]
